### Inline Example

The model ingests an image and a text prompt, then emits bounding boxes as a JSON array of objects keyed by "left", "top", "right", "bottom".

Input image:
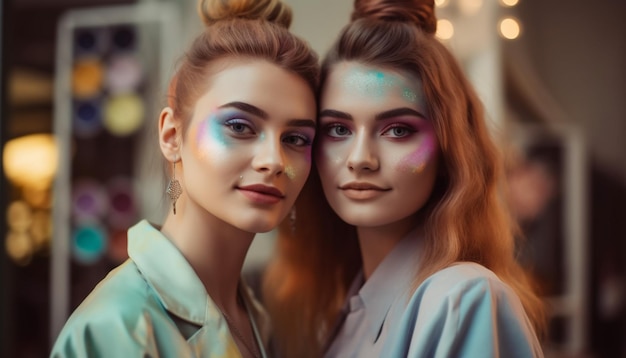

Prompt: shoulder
[
  {"left": 75, "top": 260, "right": 156, "bottom": 317},
  {"left": 410, "top": 262, "right": 528, "bottom": 324},
  {"left": 420, "top": 262, "right": 515, "bottom": 303},
  {"left": 51, "top": 261, "right": 168, "bottom": 357},
  {"left": 387, "top": 262, "right": 543, "bottom": 357}
]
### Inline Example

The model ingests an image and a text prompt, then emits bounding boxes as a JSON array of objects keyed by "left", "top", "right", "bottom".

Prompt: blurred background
[{"left": 0, "top": 0, "right": 624, "bottom": 357}]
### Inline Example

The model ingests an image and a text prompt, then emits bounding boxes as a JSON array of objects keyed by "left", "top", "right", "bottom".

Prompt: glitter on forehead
[
  {"left": 344, "top": 68, "right": 394, "bottom": 98},
  {"left": 343, "top": 67, "right": 423, "bottom": 106},
  {"left": 285, "top": 166, "right": 296, "bottom": 180},
  {"left": 402, "top": 88, "right": 418, "bottom": 103}
]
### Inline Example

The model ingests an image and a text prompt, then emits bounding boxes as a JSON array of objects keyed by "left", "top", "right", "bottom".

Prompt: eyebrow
[
  {"left": 219, "top": 101, "right": 316, "bottom": 128},
  {"left": 319, "top": 107, "right": 426, "bottom": 121},
  {"left": 319, "top": 109, "right": 352, "bottom": 120},
  {"left": 219, "top": 101, "right": 268, "bottom": 119},
  {"left": 287, "top": 119, "right": 316, "bottom": 128},
  {"left": 375, "top": 107, "right": 426, "bottom": 121}
]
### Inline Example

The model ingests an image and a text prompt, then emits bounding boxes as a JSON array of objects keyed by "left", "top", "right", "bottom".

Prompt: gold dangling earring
[{"left": 166, "top": 159, "right": 182, "bottom": 214}]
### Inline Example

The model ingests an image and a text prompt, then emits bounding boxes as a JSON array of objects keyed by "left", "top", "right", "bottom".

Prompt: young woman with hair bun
[
  {"left": 264, "top": 0, "right": 545, "bottom": 357},
  {"left": 51, "top": 0, "right": 319, "bottom": 357}
]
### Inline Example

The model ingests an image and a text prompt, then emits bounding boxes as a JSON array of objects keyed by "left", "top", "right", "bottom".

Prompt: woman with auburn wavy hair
[
  {"left": 263, "top": 0, "right": 545, "bottom": 357},
  {"left": 51, "top": 0, "right": 319, "bottom": 357}
]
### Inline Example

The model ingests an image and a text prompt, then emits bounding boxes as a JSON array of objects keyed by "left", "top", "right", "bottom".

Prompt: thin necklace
[{"left": 219, "top": 292, "right": 261, "bottom": 358}]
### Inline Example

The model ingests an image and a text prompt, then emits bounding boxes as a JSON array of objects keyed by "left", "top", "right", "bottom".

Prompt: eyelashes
[
  {"left": 381, "top": 123, "right": 417, "bottom": 138},
  {"left": 321, "top": 121, "right": 418, "bottom": 140},
  {"left": 282, "top": 132, "right": 312, "bottom": 146},
  {"left": 224, "top": 118, "right": 255, "bottom": 136},
  {"left": 325, "top": 123, "right": 351, "bottom": 138},
  {"left": 221, "top": 116, "right": 313, "bottom": 147}
]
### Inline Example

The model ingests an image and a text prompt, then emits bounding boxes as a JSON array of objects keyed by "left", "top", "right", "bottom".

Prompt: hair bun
[
  {"left": 351, "top": 0, "right": 437, "bottom": 34},
  {"left": 198, "top": 0, "right": 292, "bottom": 28}
]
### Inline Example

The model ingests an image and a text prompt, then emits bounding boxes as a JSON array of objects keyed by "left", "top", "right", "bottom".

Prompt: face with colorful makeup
[
  {"left": 178, "top": 58, "right": 316, "bottom": 233},
  {"left": 316, "top": 61, "right": 439, "bottom": 228}
]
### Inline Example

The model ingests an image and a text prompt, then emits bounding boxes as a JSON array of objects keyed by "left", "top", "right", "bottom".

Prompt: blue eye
[
  {"left": 382, "top": 124, "right": 415, "bottom": 138},
  {"left": 224, "top": 119, "right": 255, "bottom": 136},
  {"left": 326, "top": 124, "right": 351, "bottom": 138},
  {"left": 283, "top": 133, "right": 312, "bottom": 147}
]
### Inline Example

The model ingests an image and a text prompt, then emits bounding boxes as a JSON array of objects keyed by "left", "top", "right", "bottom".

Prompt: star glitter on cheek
[{"left": 285, "top": 166, "right": 296, "bottom": 180}]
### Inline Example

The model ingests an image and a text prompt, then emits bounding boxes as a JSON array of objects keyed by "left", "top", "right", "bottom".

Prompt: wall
[{"left": 518, "top": 0, "right": 626, "bottom": 182}]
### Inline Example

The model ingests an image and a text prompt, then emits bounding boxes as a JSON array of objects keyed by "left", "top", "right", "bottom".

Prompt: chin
[
  {"left": 239, "top": 219, "right": 278, "bottom": 234},
  {"left": 337, "top": 213, "right": 384, "bottom": 228}
]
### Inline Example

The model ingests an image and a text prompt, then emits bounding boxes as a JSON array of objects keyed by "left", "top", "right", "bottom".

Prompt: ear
[{"left": 158, "top": 107, "right": 181, "bottom": 161}]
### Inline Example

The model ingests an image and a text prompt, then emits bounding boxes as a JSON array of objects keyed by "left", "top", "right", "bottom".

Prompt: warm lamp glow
[
  {"left": 5, "top": 231, "right": 33, "bottom": 265},
  {"left": 3, "top": 134, "right": 58, "bottom": 189},
  {"left": 436, "top": 19, "right": 454, "bottom": 40},
  {"left": 435, "top": 0, "right": 450, "bottom": 8},
  {"left": 459, "top": 0, "right": 483, "bottom": 16},
  {"left": 500, "top": 0, "right": 519, "bottom": 7},
  {"left": 499, "top": 17, "right": 521, "bottom": 39}
]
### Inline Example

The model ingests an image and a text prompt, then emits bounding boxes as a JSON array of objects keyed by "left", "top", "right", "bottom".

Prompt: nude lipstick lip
[
  {"left": 339, "top": 182, "right": 390, "bottom": 200},
  {"left": 340, "top": 182, "right": 387, "bottom": 191},
  {"left": 238, "top": 184, "right": 285, "bottom": 205}
]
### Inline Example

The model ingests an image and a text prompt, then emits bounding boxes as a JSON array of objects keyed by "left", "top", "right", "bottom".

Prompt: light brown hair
[{"left": 168, "top": 0, "right": 318, "bottom": 129}]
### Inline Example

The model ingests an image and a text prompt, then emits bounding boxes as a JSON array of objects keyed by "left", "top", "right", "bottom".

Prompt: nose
[
  {"left": 347, "top": 131, "right": 379, "bottom": 172},
  {"left": 252, "top": 135, "right": 285, "bottom": 176}
]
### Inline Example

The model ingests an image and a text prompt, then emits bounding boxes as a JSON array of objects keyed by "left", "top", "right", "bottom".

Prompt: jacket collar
[
  {"left": 357, "top": 229, "right": 421, "bottom": 342},
  {"left": 128, "top": 220, "right": 211, "bottom": 325}
]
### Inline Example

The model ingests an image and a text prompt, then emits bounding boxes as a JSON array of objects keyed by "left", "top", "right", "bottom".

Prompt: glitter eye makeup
[
  {"left": 195, "top": 109, "right": 258, "bottom": 150},
  {"left": 193, "top": 110, "right": 249, "bottom": 160},
  {"left": 195, "top": 112, "right": 227, "bottom": 153}
]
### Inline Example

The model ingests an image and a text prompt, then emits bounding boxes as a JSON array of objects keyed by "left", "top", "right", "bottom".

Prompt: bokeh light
[
  {"left": 436, "top": 19, "right": 455, "bottom": 40},
  {"left": 499, "top": 17, "right": 521, "bottom": 40}
]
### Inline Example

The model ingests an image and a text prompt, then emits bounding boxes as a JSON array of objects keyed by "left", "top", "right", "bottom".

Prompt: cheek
[
  {"left": 396, "top": 133, "right": 437, "bottom": 174},
  {"left": 284, "top": 151, "right": 313, "bottom": 182},
  {"left": 193, "top": 118, "right": 229, "bottom": 161},
  {"left": 316, "top": 140, "right": 346, "bottom": 168}
]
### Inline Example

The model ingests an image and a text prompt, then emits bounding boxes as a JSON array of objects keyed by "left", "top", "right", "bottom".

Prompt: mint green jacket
[{"left": 50, "top": 220, "right": 270, "bottom": 358}]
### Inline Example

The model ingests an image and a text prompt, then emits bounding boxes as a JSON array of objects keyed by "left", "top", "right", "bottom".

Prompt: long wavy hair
[{"left": 263, "top": 1, "right": 545, "bottom": 357}]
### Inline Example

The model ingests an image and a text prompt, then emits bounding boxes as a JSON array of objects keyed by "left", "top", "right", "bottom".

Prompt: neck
[
  {"left": 357, "top": 214, "right": 421, "bottom": 280},
  {"left": 160, "top": 198, "right": 255, "bottom": 314}
]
